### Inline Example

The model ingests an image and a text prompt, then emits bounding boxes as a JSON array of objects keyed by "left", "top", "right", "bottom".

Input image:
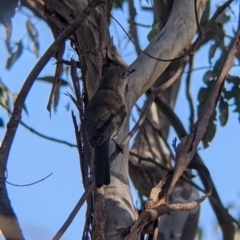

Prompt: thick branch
[{"left": 127, "top": 0, "right": 206, "bottom": 109}]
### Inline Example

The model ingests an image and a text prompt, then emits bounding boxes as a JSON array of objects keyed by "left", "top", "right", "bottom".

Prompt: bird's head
[{"left": 99, "top": 66, "right": 135, "bottom": 96}]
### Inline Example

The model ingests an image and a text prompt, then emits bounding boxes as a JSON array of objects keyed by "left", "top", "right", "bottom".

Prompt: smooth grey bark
[{"left": 104, "top": 0, "right": 206, "bottom": 239}]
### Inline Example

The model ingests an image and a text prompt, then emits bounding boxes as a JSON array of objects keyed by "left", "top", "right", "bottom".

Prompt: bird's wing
[
  {"left": 95, "top": 111, "right": 112, "bottom": 130},
  {"left": 95, "top": 111, "right": 116, "bottom": 146}
]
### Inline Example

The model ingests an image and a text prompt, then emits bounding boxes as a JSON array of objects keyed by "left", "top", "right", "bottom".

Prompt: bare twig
[
  {"left": 194, "top": 0, "right": 202, "bottom": 35},
  {"left": 127, "top": 0, "right": 141, "bottom": 55},
  {"left": 6, "top": 172, "right": 53, "bottom": 187},
  {"left": 52, "top": 181, "right": 95, "bottom": 240},
  {"left": 20, "top": 120, "right": 77, "bottom": 147},
  {"left": 1, "top": 104, "right": 77, "bottom": 148},
  {"left": 129, "top": 151, "right": 170, "bottom": 172},
  {"left": 70, "top": 60, "right": 89, "bottom": 188},
  {"left": 185, "top": 55, "right": 195, "bottom": 127}
]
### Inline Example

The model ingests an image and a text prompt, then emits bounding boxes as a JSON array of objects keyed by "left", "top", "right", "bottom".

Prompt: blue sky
[{"left": 0, "top": 1, "right": 239, "bottom": 239}]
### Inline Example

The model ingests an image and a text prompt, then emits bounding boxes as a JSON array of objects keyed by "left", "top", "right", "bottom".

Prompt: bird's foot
[{"left": 113, "top": 139, "right": 124, "bottom": 154}]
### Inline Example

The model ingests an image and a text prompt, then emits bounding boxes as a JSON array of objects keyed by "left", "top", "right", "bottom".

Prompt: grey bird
[{"left": 84, "top": 66, "right": 134, "bottom": 188}]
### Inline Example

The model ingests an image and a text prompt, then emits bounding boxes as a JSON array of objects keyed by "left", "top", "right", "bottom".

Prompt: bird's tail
[{"left": 94, "top": 139, "right": 110, "bottom": 188}]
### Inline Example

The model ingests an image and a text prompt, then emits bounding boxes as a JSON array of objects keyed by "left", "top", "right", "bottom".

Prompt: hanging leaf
[
  {"left": 197, "top": 227, "right": 203, "bottom": 240},
  {"left": 0, "top": 83, "right": 10, "bottom": 111},
  {"left": 53, "top": 85, "right": 60, "bottom": 111},
  {"left": 215, "top": 11, "right": 230, "bottom": 24},
  {"left": 225, "top": 74, "right": 240, "bottom": 84},
  {"left": 26, "top": 19, "right": 39, "bottom": 57},
  {"left": 202, "top": 112, "right": 217, "bottom": 148},
  {"left": 37, "top": 76, "right": 68, "bottom": 86},
  {"left": 0, "top": 0, "right": 19, "bottom": 41},
  {"left": 218, "top": 96, "right": 228, "bottom": 126},
  {"left": 113, "top": 0, "right": 125, "bottom": 9},
  {"left": 197, "top": 81, "right": 216, "bottom": 148},
  {"left": 200, "top": 0, "right": 210, "bottom": 27},
  {"left": 203, "top": 70, "right": 215, "bottom": 83},
  {"left": 0, "top": 118, "right": 4, "bottom": 127},
  {"left": 223, "top": 82, "right": 240, "bottom": 114},
  {"left": 209, "top": 42, "right": 218, "bottom": 62},
  {"left": 197, "top": 81, "right": 215, "bottom": 113},
  {"left": 5, "top": 41, "right": 23, "bottom": 69},
  {"left": 147, "top": 19, "right": 159, "bottom": 42}
]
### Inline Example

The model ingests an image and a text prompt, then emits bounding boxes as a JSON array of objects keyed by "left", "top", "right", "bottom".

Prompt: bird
[{"left": 84, "top": 66, "right": 134, "bottom": 188}]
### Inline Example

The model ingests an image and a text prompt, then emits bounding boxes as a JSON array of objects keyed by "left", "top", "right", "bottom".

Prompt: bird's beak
[{"left": 126, "top": 69, "right": 135, "bottom": 76}]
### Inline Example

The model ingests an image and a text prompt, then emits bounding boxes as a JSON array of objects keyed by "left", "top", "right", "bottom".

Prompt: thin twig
[
  {"left": 145, "top": 118, "right": 175, "bottom": 161},
  {"left": 70, "top": 60, "right": 89, "bottom": 187},
  {"left": 52, "top": 181, "right": 95, "bottom": 240},
  {"left": 127, "top": 0, "right": 140, "bottom": 55},
  {"left": 185, "top": 55, "right": 195, "bottom": 127},
  {"left": 129, "top": 151, "right": 170, "bottom": 172},
  {"left": 6, "top": 172, "right": 53, "bottom": 187},
  {"left": 194, "top": 0, "right": 202, "bottom": 35},
  {"left": 1, "top": 104, "right": 77, "bottom": 148},
  {"left": 20, "top": 120, "right": 77, "bottom": 147}
]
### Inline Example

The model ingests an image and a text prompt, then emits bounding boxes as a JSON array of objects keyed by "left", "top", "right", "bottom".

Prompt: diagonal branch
[{"left": 169, "top": 29, "right": 240, "bottom": 198}]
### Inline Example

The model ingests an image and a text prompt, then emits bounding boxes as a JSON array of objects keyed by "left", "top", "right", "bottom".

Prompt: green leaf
[
  {"left": 200, "top": 0, "right": 210, "bottom": 27},
  {"left": 202, "top": 112, "right": 217, "bottom": 148},
  {"left": 113, "top": 0, "right": 125, "bottom": 9},
  {"left": 197, "top": 82, "right": 214, "bottom": 108},
  {"left": 147, "top": 19, "right": 159, "bottom": 42},
  {"left": 218, "top": 96, "right": 228, "bottom": 126},
  {"left": 203, "top": 70, "right": 215, "bottom": 83},
  {"left": 223, "top": 83, "right": 240, "bottom": 114},
  {"left": 197, "top": 81, "right": 217, "bottom": 148},
  {"left": 0, "top": 118, "right": 4, "bottom": 127},
  {"left": 5, "top": 41, "right": 23, "bottom": 70},
  {"left": 0, "top": 83, "right": 10, "bottom": 110},
  {"left": 197, "top": 227, "right": 203, "bottom": 240},
  {"left": 209, "top": 42, "right": 218, "bottom": 61},
  {"left": 53, "top": 86, "right": 60, "bottom": 111},
  {"left": 26, "top": 19, "right": 39, "bottom": 57},
  {"left": 226, "top": 74, "right": 240, "bottom": 84},
  {"left": 37, "top": 76, "right": 68, "bottom": 86},
  {"left": 215, "top": 11, "right": 230, "bottom": 24}
]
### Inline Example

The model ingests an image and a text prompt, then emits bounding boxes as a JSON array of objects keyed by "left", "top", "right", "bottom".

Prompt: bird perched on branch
[{"left": 84, "top": 66, "right": 134, "bottom": 188}]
